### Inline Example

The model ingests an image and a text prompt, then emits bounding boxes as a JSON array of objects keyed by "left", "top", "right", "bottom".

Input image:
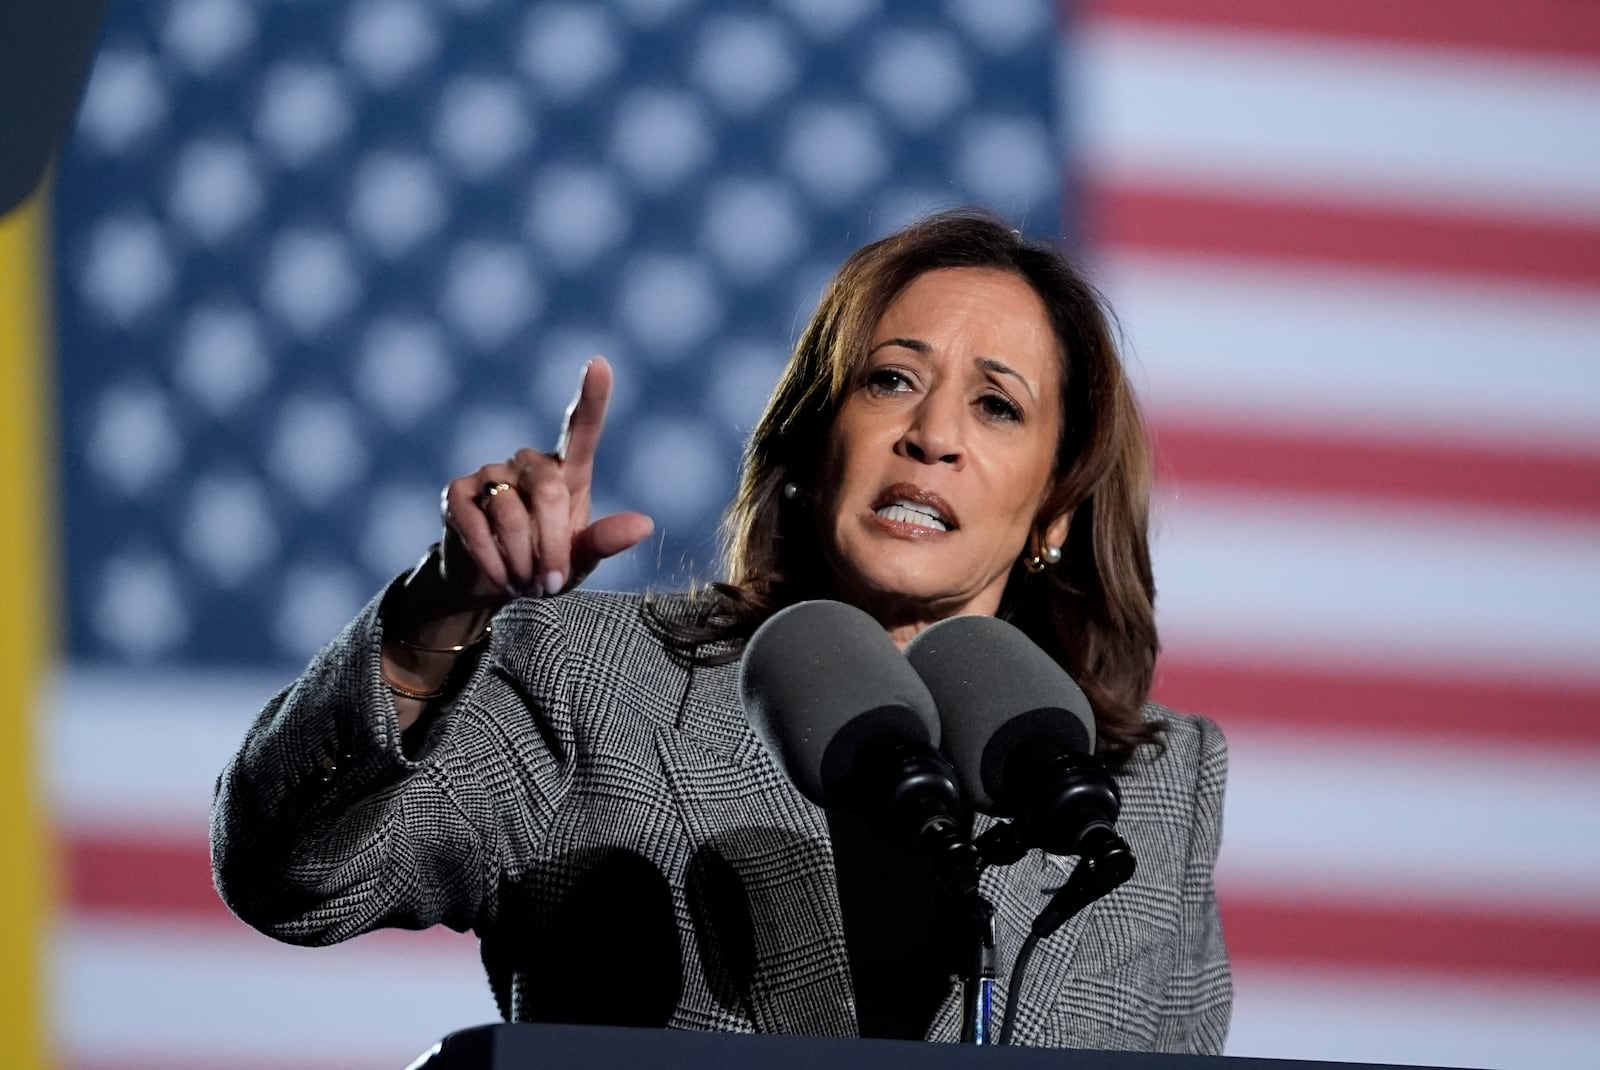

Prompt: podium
[{"left": 407, "top": 1023, "right": 1451, "bottom": 1070}]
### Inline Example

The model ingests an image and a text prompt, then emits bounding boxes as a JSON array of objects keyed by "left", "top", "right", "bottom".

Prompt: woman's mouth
[
  {"left": 870, "top": 484, "right": 958, "bottom": 533},
  {"left": 874, "top": 500, "right": 950, "bottom": 532}
]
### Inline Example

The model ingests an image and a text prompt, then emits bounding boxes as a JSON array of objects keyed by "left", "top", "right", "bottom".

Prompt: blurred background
[{"left": 2, "top": 0, "right": 1596, "bottom": 1066}]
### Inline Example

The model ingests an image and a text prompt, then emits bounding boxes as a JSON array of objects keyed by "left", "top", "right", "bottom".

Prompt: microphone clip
[
  {"left": 970, "top": 752, "right": 1138, "bottom": 935},
  {"left": 1033, "top": 824, "right": 1137, "bottom": 938},
  {"left": 972, "top": 749, "right": 1128, "bottom": 865},
  {"left": 837, "top": 737, "right": 980, "bottom": 897}
]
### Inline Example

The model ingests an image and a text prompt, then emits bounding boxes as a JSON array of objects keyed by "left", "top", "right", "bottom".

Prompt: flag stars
[
  {"left": 691, "top": 15, "right": 799, "bottom": 118},
  {"left": 524, "top": 165, "right": 633, "bottom": 274},
  {"left": 87, "top": 384, "right": 184, "bottom": 495},
  {"left": 348, "top": 150, "right": 450, "bottom": 258},
  {"left": 76, "top": 47, "right": 170, "bottom": 154},
  {"left": 432, "top": 76, "right": 535, "bottom": 181},
  {"left": 262, "top": 228, "right": 363, "bottom": 337},
  {"left": 81, "top": 215, "right": 175, "bottom": 325},
  {"left": 54, "top": 0, "right": 1061, "bottom": 666},
  {"left": 254, "top": 62, "right": 354, "bottom": 168},
  {"left": 162, "top": 0, "right": 257, "bottom": 76},
  {"left": 173, "top": 304, "right": 273, "bottom": 417},
  {"left": 343, "top": 0, "right": 440, "bottom": 90},
  {"left": 440, "top": 240, "right": 542, "bottom": 351},
  {"left": 168, "top": 137, "right": 265, "bottom": 245},
  {"left": 518, "top": 3, "right": 624, "bottom": 103}
]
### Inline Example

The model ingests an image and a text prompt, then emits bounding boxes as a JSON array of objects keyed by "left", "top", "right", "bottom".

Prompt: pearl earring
[
  {"left": 782, "top": 481, "right": 800, "bottom": 500},
  {"left": 1023, "top": 544, "right": 1062, "bottom": 573}
]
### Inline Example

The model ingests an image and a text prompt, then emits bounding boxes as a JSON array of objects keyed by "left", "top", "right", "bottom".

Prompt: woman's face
[{"left": 817, "top": 266, "right": 1067, "bottom": 644}]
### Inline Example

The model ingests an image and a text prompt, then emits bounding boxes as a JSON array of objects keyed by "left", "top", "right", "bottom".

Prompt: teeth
[{"left": 876, "top": 503, "right": 949, "bottom": 531}]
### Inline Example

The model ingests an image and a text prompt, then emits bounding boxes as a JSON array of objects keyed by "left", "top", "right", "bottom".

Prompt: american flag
[{"left": 45, "top": 1, "right": 1599, "bottom": 1067}]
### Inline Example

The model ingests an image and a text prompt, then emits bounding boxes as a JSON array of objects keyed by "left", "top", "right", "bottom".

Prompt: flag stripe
[
  {"left": 1228, "top": 967, "right": 1600, "bottom": 1070},
  {"left": 1219, "top": 734, "right": 1600, "bottom": 915},
  {"left": 1221, "top": 896, "right": 1600, "bottom": 981},
  {"left": 1088, "top": 181, "right": 1600, "bottom": 289},
  {"left": 70, "top": 832, "right": 226, "bottom": 923},
  {"left": 1079, "top": 0, "right": 1600, "bottom": 64},
  {"left": 55, "top": 918, "right": 488, "bottom": 1067},
  {"left": 1151, "top": 421, "right": 1600, "bottom": 520},
  {"left": 1155, "top": 493, "right": 1600, "bottom": 681},
  {"left": 1097, "top": 251, "right": 1600, "bottom": 451},
  {"left": 1152, "top": 658, "right": 1600, "bottom": 750},
  {"left": 66, "top": 830, "right": 466, "bottom": 955},
  {"left": 1073, "top": 23, "right": 1600, "bottom": 221}
]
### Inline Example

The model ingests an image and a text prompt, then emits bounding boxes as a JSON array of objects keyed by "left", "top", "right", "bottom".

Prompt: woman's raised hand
[{"left": 438, "top": 357, "right": 654, "bottom": 609}]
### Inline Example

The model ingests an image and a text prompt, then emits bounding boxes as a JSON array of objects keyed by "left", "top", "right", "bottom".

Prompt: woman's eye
[
  {"left": 865, "top": 368, "right": 913, "bottom": 394},
  {"left": 980, "top": 393, "right": 1022, "bottom": 421}
]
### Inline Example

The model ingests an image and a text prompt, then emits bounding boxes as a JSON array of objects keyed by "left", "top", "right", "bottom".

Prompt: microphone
[
  {"left": 906, "top": 616, "right": 1136, "bottom": 1045},
  {"left": 739, "top": 600, "right": 977, "bottom": 890},
  {"left": 903, "top": 615, "right": 1126, "bottom": 861}
]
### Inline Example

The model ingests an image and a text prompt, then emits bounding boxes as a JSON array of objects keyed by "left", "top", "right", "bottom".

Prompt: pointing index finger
[{"left": 554, "top": 357, "right": 613, "bottom": 479}]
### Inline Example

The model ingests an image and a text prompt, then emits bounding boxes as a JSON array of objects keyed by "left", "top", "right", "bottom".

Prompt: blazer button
[{"left": 318, "top": 753, "right": 338, "bottom": 783}]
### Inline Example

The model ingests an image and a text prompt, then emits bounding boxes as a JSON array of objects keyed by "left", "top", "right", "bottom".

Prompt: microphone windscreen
[
  {"left": 904, "top": 615, "right": 1094, "bottom": 814},
  {"left": 739, "top": 600, "right": 940, "bottom": 808}
]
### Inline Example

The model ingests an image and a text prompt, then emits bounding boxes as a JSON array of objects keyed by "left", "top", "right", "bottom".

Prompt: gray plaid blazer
[{"left": 212, "top": 589, "right": 1230, "bottom": 1052}]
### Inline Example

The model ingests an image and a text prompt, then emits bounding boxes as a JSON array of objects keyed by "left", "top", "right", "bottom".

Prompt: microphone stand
[
  {"left": 958, "top": 894, "right": 997, "bottom": 1044},
  {"left": 849, "top": 742, "right": 997, "bottom": 1044},
  {"left": 915, "top": 819, "right": 996, "bottom": 1045}
]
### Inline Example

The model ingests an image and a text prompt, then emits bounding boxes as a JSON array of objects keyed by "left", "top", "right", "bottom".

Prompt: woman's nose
[{"left": 898, "top": 394, "right": 962, "bottom": 465}]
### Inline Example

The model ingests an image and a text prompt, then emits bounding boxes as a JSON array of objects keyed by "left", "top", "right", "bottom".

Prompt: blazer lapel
[{"left": 654, "top": 721, "right": 858, "bottom": 1037}]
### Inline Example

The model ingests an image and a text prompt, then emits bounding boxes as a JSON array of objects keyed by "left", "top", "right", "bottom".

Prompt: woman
[{"left": 211, "top": 211, "right": 1230, "bottom": 1051}]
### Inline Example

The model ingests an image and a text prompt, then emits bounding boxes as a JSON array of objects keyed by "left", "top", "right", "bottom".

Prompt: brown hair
[{"left": 654, "top": 209, "right": 1162, "bottom": 765}]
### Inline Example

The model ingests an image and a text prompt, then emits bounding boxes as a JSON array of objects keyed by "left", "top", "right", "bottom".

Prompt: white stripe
[
  {"left": 45, "top": 668, "right": 288, "bottom": 828},
  {"left": 1231, "top": 965, "right": 1600, "bottom": 1069},
  {"left": 1153, "top": 491, "right": 1600, "bottom": 681},
  {"left": 1068, "top": 24, "right": 1600, "bottom": 221},
  {"left": 1094, "top": 252, "right": 1600, "bottom": 450},
  {"left": 1218, "top": 729, "right": 1600, "bottom": 912},
  {"left": 54, "top": 918, "right": 490, "bottom": 1064}
]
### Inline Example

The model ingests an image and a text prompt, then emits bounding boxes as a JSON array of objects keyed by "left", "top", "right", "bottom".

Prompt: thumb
[{"left": 572, "top": 511, "right": 655, "bottom": 578}]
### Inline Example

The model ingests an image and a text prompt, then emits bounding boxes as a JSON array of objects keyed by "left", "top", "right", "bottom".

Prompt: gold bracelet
[
  {"left": 388, "top": 623, "right": 493, "bottom": 655},
  {"left": 383, "top": 675, "right": 447, "bottom": 702}
]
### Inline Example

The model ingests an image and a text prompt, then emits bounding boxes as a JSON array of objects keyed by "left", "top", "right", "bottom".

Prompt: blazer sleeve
[
  {"left": 209, "top": 586, "right": 575, "bottom": 946},
  {"left": 1154, "top": 715, "right": 1233, "bottom": 1053}
]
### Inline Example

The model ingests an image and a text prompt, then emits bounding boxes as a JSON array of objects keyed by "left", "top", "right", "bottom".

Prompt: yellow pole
[{"left": 0, "top": 183, "right": 59, "bottom": 1068}]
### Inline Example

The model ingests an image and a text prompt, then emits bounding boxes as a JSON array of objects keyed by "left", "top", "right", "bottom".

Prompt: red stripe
[
  {"left": 64, "top": 831, "right": 465, "bottom": 953},
  {"left": 65, "top": 833, "right": 1600, "bottom": 981},
  {"left": 1153, "top": 657, "right": 1600, "bottom": 750},
  {"left": 67, "top": 832, "right": 233, "bottom": 923},
  {"left": 1151, "top": 422, "right": 1600, "bottom": 520},
  {"left": 1085, "top": 182, "right": 1600, "bottom": 289},
  {"left": 1222, "top": 893, "right": 1600, "bottom": 982},
  {"left": 1078, "top": 0, "right": 1600, "bottom": 64}
]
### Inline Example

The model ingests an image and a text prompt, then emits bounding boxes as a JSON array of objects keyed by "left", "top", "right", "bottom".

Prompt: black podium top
[{"left": 409, "top": 1023, "right": 1470, "bottom": 1070}]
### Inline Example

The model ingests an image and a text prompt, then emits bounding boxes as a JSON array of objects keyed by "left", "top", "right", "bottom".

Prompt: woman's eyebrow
[
  {"left": 867, "top": 340, "right": 1035, "bottom": 400},
  {"left": 868, "top": 337, "right": 930, "bottom": 355},
  {"left": 977, "top": 356, "right": 1035, "bottom": 401}
]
